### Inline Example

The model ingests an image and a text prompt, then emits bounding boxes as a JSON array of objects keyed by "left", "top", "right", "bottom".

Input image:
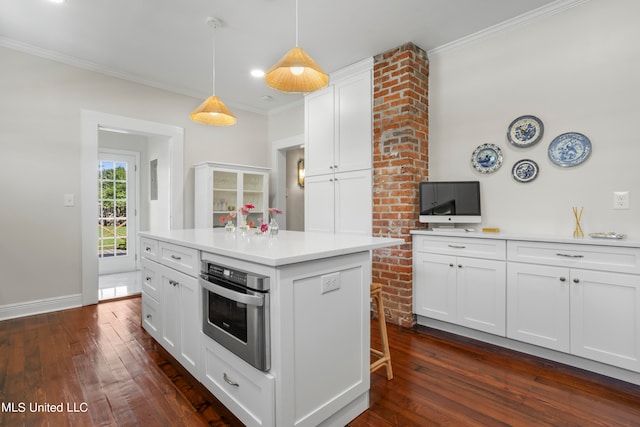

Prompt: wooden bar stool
[{"left": 370, "top": 283, "right": 393, "bottom": 380}]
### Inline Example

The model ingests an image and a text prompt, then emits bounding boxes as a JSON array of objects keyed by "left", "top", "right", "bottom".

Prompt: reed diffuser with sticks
[{"left": 572, "top": 207, "right": 584, "bottom": 237}]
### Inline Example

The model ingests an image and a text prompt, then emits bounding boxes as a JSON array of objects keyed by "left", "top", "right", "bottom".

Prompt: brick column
[{"left": 372, "top": 43, "right": 429, "bottom": 328}]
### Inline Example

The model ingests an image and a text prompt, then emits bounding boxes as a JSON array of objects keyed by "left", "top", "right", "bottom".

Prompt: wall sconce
[{"left": 297, "top": 159, "right": 305, "bottom": 187}]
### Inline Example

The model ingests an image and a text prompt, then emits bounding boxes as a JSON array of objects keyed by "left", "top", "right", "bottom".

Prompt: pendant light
[
  {"left": 190, "top": 17, "right": 237, "bottom": 126},
  {"left": 265, "top": 0, "right": 328, "bottom": 93}
]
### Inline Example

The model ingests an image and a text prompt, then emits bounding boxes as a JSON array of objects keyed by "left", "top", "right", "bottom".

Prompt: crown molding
[
  {"left": 0, "top": 36, "right": 270, "bottom": 116},
  {"left": 427, "top": 0, "right": 591, "bottom": 56}
]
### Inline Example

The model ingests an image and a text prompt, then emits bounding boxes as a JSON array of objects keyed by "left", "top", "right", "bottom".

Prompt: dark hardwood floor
[{"left": 2, "top": 297, "right": 640, "bottom": 426}]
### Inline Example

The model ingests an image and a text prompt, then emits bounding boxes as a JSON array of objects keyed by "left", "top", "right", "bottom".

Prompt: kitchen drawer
[
  {"left": 413, "top": 235, "right": 506, "bottom": 260},
  {"left": 141, "top": 293, "right": 161, "bottom": 340},
  {"left": 141, "top": 258, "right": 161, "bottom": 301},
  {"left": 140, "top": 237, "right": 159, "bottom": 261},
  {"left": 201, "top": 336, "right": 275, "bottom": 427},
  {"left": 159, "top": 241, "right": 199, "bottom": 276},
  {"left": 507, "top": 240, "right": 640, "bottom": 274}
]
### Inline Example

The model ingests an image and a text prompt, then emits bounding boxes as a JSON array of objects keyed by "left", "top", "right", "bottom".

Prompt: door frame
[
  {"left": 270, "top": 133, "right": 304, "bottom": 231},
  {"left": 81, "top": 110, "right": 184, "bottom": 306}
]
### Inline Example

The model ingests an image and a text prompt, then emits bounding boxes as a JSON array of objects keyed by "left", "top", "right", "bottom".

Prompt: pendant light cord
[
  {"left": 210, "top": 19, "right": 217, "bottom": 96},
  {"left": 295, "top": 0, "right": 299, "bottom": 47}
]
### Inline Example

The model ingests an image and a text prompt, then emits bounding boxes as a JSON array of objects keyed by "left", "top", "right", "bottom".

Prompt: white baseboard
[{"left": 0, "top": 294, "right": 83, "bottom": 321}]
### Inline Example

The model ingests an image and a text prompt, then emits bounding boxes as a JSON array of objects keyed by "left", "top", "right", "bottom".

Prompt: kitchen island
[{"left": 138, "top": 228, "right": 403, "bottom": 427}]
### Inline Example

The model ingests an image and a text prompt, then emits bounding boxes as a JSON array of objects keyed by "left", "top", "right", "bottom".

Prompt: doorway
[{"left": 81, "top": 110, "right": 184, "bottom": 306}]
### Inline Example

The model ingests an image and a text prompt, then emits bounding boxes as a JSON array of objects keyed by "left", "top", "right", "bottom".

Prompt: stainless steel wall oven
[{"left": 200, "top": 261, "right": 270, "bottom": 371}]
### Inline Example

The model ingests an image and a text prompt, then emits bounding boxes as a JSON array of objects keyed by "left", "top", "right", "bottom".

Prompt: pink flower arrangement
[
  {"left": 220, "top": 212, "right": 236, "bottom": 223},
  {"left": 239, "top": 203, "right": 255, "bottom": 216}
]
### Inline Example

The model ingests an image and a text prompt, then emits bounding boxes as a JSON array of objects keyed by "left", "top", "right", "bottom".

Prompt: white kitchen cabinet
[
  {"left": 305, "top": 60, "right": 372, "bottom": 178},
  {"left": 413, "top": 235, "right": 506, "bottom": 336},
  {"left": 202, "top": 335, "right": 275, "bottom": 427},
  {"left": 571, "top": 269, "right": 640, "bottom": 371},
  {"left": 305, "top": 169, "right": 372, "bottom": 235},
  {"left": 304, "top": 59, "right": 373, "bottom": 236},
  {"left": 507, "top": 239, "right": 640, "bottom": 372},
  {"left": 140, "top": 239, "right": 201, "bottom": 379},
  {"left": 507, "top": 262, "right": 571, "bottom": 352},
  {"left": 194, "top": 162, "right": 269, "bottom": 229}
]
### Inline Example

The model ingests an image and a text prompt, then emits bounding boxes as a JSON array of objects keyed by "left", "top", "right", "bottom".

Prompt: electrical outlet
[
  {"left": 613, "top": 191, "right": 629, "bottom": 210},
  {"left": 320, "top": 272, "right": 341, "bottom": 294},
  {"left": 64, "top": 193, "right": 75, "bottom": 207}
]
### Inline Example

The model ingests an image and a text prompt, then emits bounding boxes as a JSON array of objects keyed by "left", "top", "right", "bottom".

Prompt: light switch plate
[{"left": 64, "top": 193, "right": 75, "bottom": 207}]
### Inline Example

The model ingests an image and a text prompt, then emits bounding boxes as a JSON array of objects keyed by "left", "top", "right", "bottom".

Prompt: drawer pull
[
  {"left": 169, "top": 280, "right": 179, "bottom": 287},
  {"left": 559, "top": 277, "right": 566, "bottom": 282},
  {"left": 146, "top": 314, "right": 152, "bottom": 319},
  {"left": 145, "top": 246, "right": 151, "bottom": 251},
  {"left": 555, "top": 253, "right": 584, "bottom": 258},
  {"left": 170, "top": 255, "right": 182, "bottom": 261},
  {"left": 448, "top": 245, "right": 466, "bottom": 249},
  {"left": 223, "top": 373, "right": 239, "bottom": 387},
  {"left": 146, "top": 276, "right": 152, "bottom": 281}
]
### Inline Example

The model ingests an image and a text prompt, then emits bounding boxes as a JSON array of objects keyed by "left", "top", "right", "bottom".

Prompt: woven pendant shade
[
  {"left": 190, "top": 95, "right": 237, "bottom": 126},
  {"left": 190, "top": 17, "right": 236, "bottom": 126},
  {"left": 265, "top": 46, "right": 328, "bottom": 93}
]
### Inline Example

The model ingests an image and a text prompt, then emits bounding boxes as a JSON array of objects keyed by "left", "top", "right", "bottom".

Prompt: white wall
[
  {"left": 428, "top": 0, "right": 640, "bottom": 238},
  {"left": 0, "top": 45, "right": 267, "bottom": 308}
]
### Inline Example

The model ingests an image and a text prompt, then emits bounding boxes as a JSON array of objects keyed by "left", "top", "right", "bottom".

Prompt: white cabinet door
[
  {"left": 456, "top": 257, "right": 506, "bottom": 336},
  {"left": 334, "top": 170, "right": 371, "bottom": 235},
  {"left": 159, "top": 264, "right": 200, "bottom": 377},
  {"left": 305, "top": 86, "right": 335, "bottom": 177},
  {"left": 304, "top": 175, "right": 335, "bottom": 233},
  {"left": 413, "top": 252, "right": 457, "bottom": 323},
  {"left": 571, "top": 269, "right": 640, "bottom": 372},
  {"left": 335, "top": 72, "right": 372, "bottom": 173},
  {"left": 507, "top": 263, "right": 571, "bottom": 352}
]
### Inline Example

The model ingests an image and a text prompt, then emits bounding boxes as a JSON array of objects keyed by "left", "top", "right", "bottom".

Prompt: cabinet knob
[
  {"left": 559, "top": 277, "right": 566, "bottom": 282},
  {"left": 146, "top": 314, "right": 152, "bottom": 319},
  {"left": 329, "top": 165, "right": 334, "bottom": 170},
  {"left": 573, "top": 278, "right": 580, "bottom": 284},
  {"left": 146, "top": 276, "right": 152, "bottom": 281},
  {"left": 334, "top": 164, "right": 338, "bottom": 169},
  {"left": 449, "top": 263, "right": 454, "bottom": 267},
  {"left": 458, "top": 264, "right": 463, "bottom": 268},
  {"left": 145, "top": 246, "right": 151, "bottom": 251}
]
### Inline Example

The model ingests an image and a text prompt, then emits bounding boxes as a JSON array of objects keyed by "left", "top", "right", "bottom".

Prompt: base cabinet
[
  {"left": 413, "top": 236, "right": 506, "bottom": 336},
  {"left": 414, "top": 232, "right": 640, "bottom": 376},
  {"left": 141, "top": 241, "right": 200, "bottom": 379},
  {"left": 202, "top": 336, "right": 275, "bottom": 427}
]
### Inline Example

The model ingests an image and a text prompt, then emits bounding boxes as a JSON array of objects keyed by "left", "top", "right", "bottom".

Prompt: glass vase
[
  {"left": 269, "top": 218, "right": 279, "bottom": 237},
  {"left": 225, "top": 220, "right": 235, "bottom": 233}
]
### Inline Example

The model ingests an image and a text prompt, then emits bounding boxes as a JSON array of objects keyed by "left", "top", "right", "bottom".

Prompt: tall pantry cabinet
[{"left": 304, "top": 58, "right": 373, "bottom": 235}]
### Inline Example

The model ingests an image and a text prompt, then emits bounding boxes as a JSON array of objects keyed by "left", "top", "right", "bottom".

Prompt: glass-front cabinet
[{"left": 194, "top": 162, "right": 270, "bottom": 228}]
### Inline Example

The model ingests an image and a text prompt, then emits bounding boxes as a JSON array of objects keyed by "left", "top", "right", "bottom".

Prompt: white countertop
[
  {"left": 140, "top": 228, "right": 404, "bottom": 266},
  {"left": 411, "top": 229, "right": 640, "bottom": 248}
]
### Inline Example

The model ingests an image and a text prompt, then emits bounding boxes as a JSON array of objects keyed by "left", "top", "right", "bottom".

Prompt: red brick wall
[{"left": 372, "top": 43, "right": 429, "bottom": 328}]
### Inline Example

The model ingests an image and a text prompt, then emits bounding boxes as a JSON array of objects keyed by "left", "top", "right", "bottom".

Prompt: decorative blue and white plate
[
  {"left": 471, "top": 143, "right": 503, "bottom": 174},
  {"left": 512, "top": 159, "right": 538, "bottom": 183},
  {"left": 548, "top": 132, "right": 592, "bottom": 167},
  {"left": 507, "top": 115, "right": 544, "bottom": 147}
]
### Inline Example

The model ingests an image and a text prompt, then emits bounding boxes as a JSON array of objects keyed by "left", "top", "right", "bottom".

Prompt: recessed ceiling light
[
  {"left": 251, "top": 69, "right": 265, "bottom": 78},
  {"left": 49, "top": 0, "right": 66, "bottom": 3},
  {"left": 260, "top": 95, "right": 274, "bottom": 102}
]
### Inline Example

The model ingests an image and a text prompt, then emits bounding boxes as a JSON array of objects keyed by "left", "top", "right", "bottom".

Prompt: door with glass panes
[{"left": 98, "top": 150, "right": 138, "bottom": 274}]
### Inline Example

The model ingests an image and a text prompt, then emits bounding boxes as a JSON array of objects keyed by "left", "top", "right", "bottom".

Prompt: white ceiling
[{"left": 0, "top": 0, "right": 564, "bottom": 114}]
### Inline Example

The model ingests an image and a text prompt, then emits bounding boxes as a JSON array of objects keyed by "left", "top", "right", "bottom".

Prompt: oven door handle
[{"left": 200, "top": 279, "right": 264, "bottom": 307}]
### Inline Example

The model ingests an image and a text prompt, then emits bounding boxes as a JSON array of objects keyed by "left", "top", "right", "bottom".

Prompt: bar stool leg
[{"left": 370, "top": 283, "right": 393, "bottom": 380}]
